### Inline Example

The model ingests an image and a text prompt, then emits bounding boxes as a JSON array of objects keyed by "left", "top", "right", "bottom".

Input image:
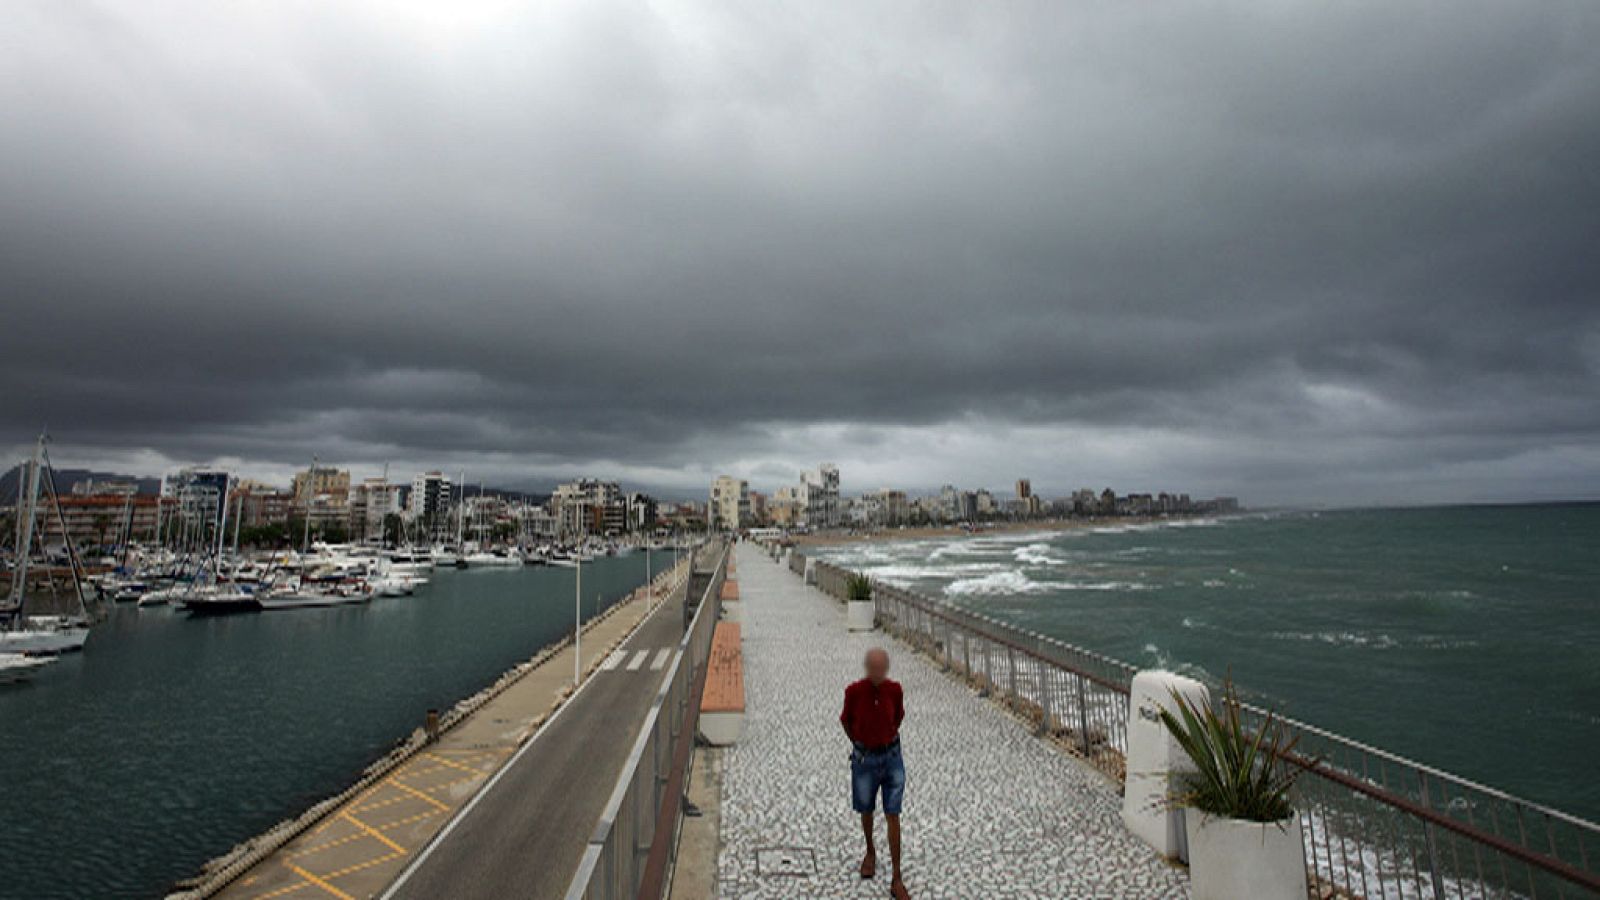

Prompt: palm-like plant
[
  {"left": 1159, "top": 681, "right": 1302, "bottom": 823},
  {"left": 847, "top": 572, "right": 873, "bottom": 602}
]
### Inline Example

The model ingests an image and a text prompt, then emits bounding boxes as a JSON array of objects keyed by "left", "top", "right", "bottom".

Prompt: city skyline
[{"left": 4, "top": 2, "right": 1599, "bottom": 508}]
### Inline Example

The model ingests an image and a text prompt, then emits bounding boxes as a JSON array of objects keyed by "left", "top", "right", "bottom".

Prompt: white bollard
[
  {"left": 804, "top": 558, "right": 817, "bottom": 585},
  {"left": 1121, "top": 670, "right": 1209, "bottom": 860}
]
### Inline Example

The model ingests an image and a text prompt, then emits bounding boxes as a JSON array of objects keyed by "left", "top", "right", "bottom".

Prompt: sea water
[
  {"left": 818, "top": 504, "right": 1600, "bottom": 823},
  {"left": 0, "top": 553, "right": 666, "bottom": 900}
]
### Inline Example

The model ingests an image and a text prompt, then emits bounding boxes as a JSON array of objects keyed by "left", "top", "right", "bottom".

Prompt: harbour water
[
  {"left": 0, "top": 553, "right": 670, "bottom": 900},
  {"left": 818, "top": 504, "right": 1600, "bottom": 823}
]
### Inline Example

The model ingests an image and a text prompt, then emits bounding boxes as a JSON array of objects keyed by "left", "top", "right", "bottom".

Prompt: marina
[{"left": 0, "top": 552, "right": 674, "bottom": 900}]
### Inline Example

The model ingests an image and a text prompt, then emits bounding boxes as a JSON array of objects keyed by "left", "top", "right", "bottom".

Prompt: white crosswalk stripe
[
  {"left": 649, "top": 648, "right": 671, "bottom": 671},
  {"left": 600, "top": 650, "right": 626, "bottom": 671},
  {"left": 625, "top": 650, "right": 649, "bottom": 671}
]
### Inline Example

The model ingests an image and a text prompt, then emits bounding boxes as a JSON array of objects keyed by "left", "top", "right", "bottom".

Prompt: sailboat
[
  {"left": 175, "top": 469, "right": 259, "bottom": 616},
  {"left": 1, "top": 432, "right": 95, "bottom": 655}
]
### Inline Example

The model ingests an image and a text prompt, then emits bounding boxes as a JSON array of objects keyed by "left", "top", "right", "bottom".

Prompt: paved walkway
[{"left": 716, "top": 544, "right": 1188, "bottom": 899}]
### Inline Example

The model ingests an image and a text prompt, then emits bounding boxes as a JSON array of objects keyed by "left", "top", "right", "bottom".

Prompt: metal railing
[
  {"left": 795, "top": 551, "right": 1600, "bottom": 900},
  {"left": 565, "top": 541, "right": 728, "bottom": 900}
]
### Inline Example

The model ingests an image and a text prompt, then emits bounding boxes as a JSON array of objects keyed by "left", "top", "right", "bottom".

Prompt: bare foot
[
  {"left": 890, "top": 877, "right": 911, "bottom": 899},
  {"left": 859, "top": 851, "right": 876, "bottom": 879}
]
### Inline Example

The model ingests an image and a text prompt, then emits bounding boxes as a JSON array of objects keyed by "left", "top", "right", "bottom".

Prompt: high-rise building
[
  {"left": 552, "top": 479, "right": 623, "bottom": 537},
  {"left": 350, "top": 478, "right": 404, "bottom": 541},
  {"left": 163, "top": 467, "right": 232, "bottom": 534},
  {"left": 798, "top": 463, "right": 840, "bottom": 528},
  {"left": 408, "top": 471, "right": 455, "bottom": 538},
  {"left": 710, "top": 475, "right": 749, "bottom": 531}
]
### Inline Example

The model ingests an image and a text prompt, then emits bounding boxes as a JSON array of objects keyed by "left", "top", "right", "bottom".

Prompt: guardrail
[
  {"left": 795, "top": 550, "right": 1600, "bottom": 900},
  {"left": 565, "top": 540, "right": 727, "bottom": 900}
]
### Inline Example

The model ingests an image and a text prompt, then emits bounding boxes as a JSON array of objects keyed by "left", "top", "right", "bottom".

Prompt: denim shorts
[{"left": 850, "top": 744, "right": 906, "bottom": 815}]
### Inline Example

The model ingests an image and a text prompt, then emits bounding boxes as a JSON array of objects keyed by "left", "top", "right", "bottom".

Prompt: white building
[
  {"left": 350, "top": 477, "right": 404, "bottom": 541},
  {"left": 798, "top": 463, "right": 841, "bottom": 528},
  {"left": 408, "top": 471, "right": 455, "bottom": 539},
  {"left": 710, "top": 475, "right": 749, "bottom": 532},
  {"left": 551, "top": 478, "right": 622, "bottom": 537}
]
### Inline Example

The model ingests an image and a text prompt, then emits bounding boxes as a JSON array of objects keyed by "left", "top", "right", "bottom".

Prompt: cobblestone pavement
[{"left": 715, "top": 543, "right": 1189, "bottom": 900}]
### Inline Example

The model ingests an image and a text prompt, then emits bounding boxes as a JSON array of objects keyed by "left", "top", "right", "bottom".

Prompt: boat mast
[
  {"left": 302, "top": 455, "right": 318, "bottom": 556},
  {"left": 456, "top": 470, "right": 466, "bottom": 548},
  {"left": 38, "top": 436, "right": 91, "bottom": 616},
  {"left": 213, "top": 472, "right": 230, "bottom": 579},
  {"left": 5, "top": 435, "right": 44, "bottom": 614}
]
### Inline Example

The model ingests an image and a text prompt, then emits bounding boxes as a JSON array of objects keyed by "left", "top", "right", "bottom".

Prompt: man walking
[{"left": 840, "top": 647, "right": 910, "bottom": 899}]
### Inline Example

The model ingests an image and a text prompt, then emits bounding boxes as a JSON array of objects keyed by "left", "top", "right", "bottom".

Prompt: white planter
[
  {"left": 846, "top": 599, "right": 875, "bottom": 632},
  {"left": 1185, "top": 812, "right": 1306, "bottom": 900}
]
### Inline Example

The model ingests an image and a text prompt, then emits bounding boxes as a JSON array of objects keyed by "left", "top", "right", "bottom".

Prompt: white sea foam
[
  {"left": 945, "top": 570, "right": 1048, "bottom": 596},
  {"left": 1056, "top": 580, "right": 1152, "bottom": 591},
  {"left": 861, "top": 562, "right": 1009, "bottom": 586},
  {"left": 1270, "top": 630, "right": 1400, "bottom": 649},
  {"left": 1012, "top": 543, "right": 1067, "bottom": 566}
]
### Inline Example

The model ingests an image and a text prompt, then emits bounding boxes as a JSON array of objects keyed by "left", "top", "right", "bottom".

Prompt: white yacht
[{"left": 0, "top": 653, "right": 54, "bottom": 685}]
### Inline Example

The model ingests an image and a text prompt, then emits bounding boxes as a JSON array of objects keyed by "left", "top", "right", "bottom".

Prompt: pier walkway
[{"left": 715, "top": 543, "right": 1188, "bottom": 898}]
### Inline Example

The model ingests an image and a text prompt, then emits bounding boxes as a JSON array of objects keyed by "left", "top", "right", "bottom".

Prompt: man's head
[{"left": 863, "top": 647, "right": 891, "bottom": 684}]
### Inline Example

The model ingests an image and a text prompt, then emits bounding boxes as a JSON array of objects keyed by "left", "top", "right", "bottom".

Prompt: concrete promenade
[
  {"left": 715, "top": 543, "right": 1188, "bottom": 899},
  {"left": 210, "top": 560, "right": 691, "bottom": 900}
]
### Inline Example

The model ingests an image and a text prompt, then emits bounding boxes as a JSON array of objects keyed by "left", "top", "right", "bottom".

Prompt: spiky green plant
[
  {"left": 847, "top": 572, "right": 873, "bottom": 602},
  {"left": 1159, "top": 682, "right": 1302, "bottom": 822}
]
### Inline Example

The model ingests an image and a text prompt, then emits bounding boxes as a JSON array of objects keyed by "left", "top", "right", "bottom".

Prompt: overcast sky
[{"left": 3, "top": 0, "right": 1598, "bottom": 505}]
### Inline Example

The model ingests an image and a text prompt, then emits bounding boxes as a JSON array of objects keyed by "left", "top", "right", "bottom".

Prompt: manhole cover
[{"left": 755, "top": 846, "right": 817, "bottom": 877}]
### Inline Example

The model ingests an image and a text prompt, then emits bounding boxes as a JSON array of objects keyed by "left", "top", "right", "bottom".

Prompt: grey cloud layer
[{"left": 3, "top": 0, "right": 1598, "bottom": 502}]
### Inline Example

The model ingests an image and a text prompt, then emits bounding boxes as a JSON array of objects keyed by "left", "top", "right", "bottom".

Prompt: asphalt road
[{"left": 384, "top": 571, "right": 706, "bottom": 900}]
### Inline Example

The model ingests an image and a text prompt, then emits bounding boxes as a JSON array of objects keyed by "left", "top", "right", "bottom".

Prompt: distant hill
[{"left": 0, "top": 464, "right": 162, "bottom": 500}]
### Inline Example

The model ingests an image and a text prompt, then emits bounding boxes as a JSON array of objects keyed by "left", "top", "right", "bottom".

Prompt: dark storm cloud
[{"left": 2, "top": 0, "right": 1598, "bottom": 503}]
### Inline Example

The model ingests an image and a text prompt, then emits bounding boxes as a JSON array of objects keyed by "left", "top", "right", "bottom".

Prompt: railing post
[
  {"left": 1006, "top": 645, "right": 1019, "bottom": 704},
  {"left": 1075, "top": 673, "right": 1091, "bottom": 755},
  {"left": 1418, "top": 771, "right": 1447, "bottom": 899},
  {"left": 1036, "top": 654, "right": 1051, "bottom": 736}
]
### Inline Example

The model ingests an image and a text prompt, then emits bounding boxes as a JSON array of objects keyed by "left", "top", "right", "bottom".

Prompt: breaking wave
[
  {"left": 945, "top": 570, "right": 1050, "bottom": 596},
  {"left": 1013, "top": 543, "right": 1067, "bottom": 566}
]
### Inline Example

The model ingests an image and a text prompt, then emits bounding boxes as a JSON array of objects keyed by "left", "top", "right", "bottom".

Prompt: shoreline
[{"left": 786, "top": 515, "right": 1195, "bottom": 547}]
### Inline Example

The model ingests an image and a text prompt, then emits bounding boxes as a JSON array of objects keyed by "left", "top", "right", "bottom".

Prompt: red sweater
[{"left": 840, "top": 678, "right": 904, "bottom": 748}]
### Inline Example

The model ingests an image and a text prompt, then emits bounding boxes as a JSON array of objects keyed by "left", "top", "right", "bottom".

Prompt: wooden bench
[{"left": 698, "top": 622, "right": 744, "bottom": 745}]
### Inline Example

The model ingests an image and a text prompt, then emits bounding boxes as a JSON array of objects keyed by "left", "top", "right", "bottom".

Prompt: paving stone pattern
[{"left": 716, "top": 544, "right": 1190, "bottom": 899}]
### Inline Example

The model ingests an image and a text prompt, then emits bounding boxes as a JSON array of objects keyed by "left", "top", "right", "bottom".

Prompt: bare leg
[
  {"left": 887, "top": 815, "right": 908, "bottom": 898},
  {"left": 859, "top": 811, "right": 877, "bottom": 878}
]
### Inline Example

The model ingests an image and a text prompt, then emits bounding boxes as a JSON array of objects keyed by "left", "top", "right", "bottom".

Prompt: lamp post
[{"left": 573, "top": 556, "right": 581, "bottom": 686}]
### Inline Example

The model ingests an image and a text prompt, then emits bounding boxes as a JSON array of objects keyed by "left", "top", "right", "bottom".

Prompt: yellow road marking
[
  {"left": 340, "top": 811, "right": 408, "bottom": 855},
  {"left": 386, "top": 777, "right": 450, "bottom": 812},
  {"left": 289, "top": 828, "right": 369, "bottom": 859},
  {"left": 286, "top": 864, "right": 354, "bottom": 900},
  {"left": 423, "top": 752, "right": 490, "bottom": 777},
  {"left": 254, "top": 878, "right": 313, "bottom": 899},
  {"left": 318, "top": 849, "right": 405, "bottom": 880}
]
